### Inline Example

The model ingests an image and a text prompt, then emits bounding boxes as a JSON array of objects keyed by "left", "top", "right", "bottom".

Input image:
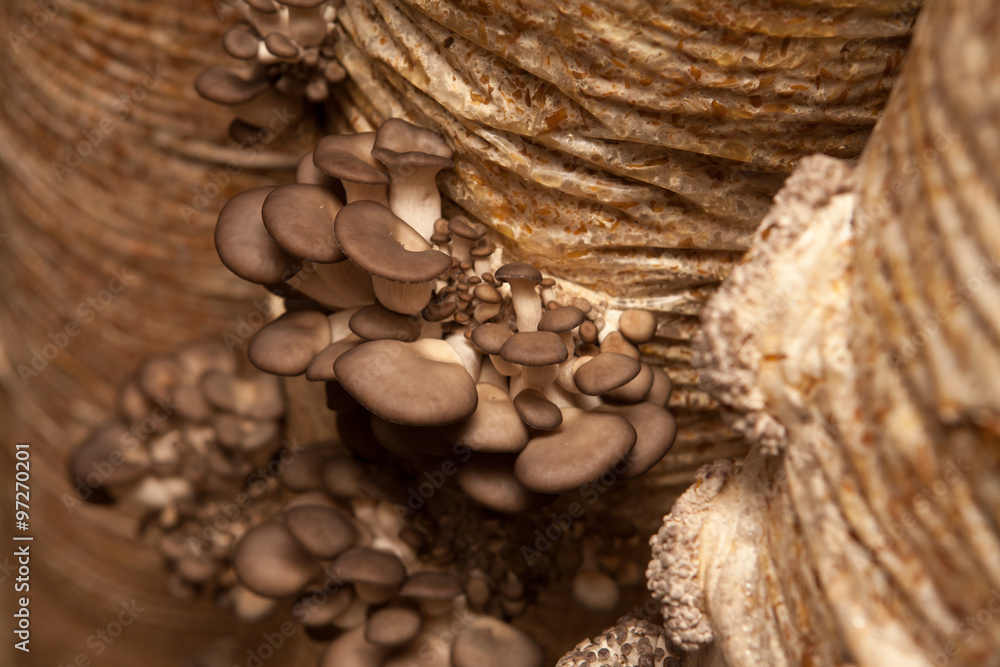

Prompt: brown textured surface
[{"left": 682, "top": 0, "right": 1000, "bottom": 665}]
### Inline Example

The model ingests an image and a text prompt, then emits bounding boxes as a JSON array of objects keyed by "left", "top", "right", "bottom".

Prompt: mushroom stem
[
  {"left": 520, "top": 364, "right": 558, "bottom": 389},
  {"left": 509, "top": 280, "right": 542, "bottom": 332},
  {"left": 446, "top": 332, "right": 482, "bottom": 380},
  {"left": 314, "top": 261, "right": 376, "bottom": 308},
  {"left": 386, "top": 169, "right": 443, "bottom": 243}
]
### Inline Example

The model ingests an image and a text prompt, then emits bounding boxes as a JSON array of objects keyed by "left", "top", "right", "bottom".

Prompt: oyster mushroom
[
  {"left": 443, "top": 383, "right": 529, "bottom": 453},
  {"left": 595, "top": 402, "right": 677, "bottom": 478},
  {"left": 334, "top": 201, "right": 451, "bottom": 315},
  {"left": 330, "top": 546, "right": 406, "bottom": 603},
  {"left": 500, "top": 331, "right": 568, "bottom": 389},
  {"left": 365, "top": 603, "right": 423, "bottom": 647},
  {"left": 233, "top": 521, "right": 319, "bottom": 598},
  {"left": 512, "top": 388, "right": 563, "bottom": 430},
  {"left": 284, "top": 505, "right": 357, "bottom": 559},
  {"left": 371, "top": 118, "right": 454, "bottom": 242},
  {"left": 334, "top": 339, "right": 478, "bottom": 426},
  {"left": 573, "top": 352, "right": 641, "bottom": 396},
  {"left": 514, "top": 407, "right": 636, "bottom": 493},
  {"left": 456, "top": 453, "right": 552, "bottom": 514},
  {"left": 247, "top": 309, "right": 331, "bottom": 376},
  {"left": 494, "top": 262, "right": 544, "bottom": 332},
  {"left": 313, "top": 132, "right": 390, "bottom": 205}
]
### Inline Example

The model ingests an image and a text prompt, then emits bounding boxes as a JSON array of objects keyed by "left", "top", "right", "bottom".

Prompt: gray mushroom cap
[
  {"left": 305, "top": 339, "right": 362, "bottom": 381},
  {"left": 370, "top": 118, "right": 454, "bottom": 170},
  {"left": 215, "top": 186, "right": 299, "bottom": 285},
  {"left": 334, "top": 339, "right": 478, "bottom": 426},
  {"left": 349, "top": 303, "right": 422, "bottom": 342},
  {"left": 512, "top": 388, "right": 563, "bottom": 430},
  {"left": 447, "top": 216, "right": 487, "bottom": 241},
  {"left": 248, "top": 310, "right": 331, "bottom": 376},
  {"left": 538, "top": 306, "right": 586, "bottom": 333},
  {"left": 262, "top": 183, "right": 344, "bottom": 263},
  {"left": 595, "top": 402, "right": 677, "bottom": 478},
  {"left": 70, "top": 423, "right": 149, "bottom": 487},
  {"left": 457, "top": 454, "right": 552, "bottom": 514},
  {"left": 233, "top": 522, "right": 320, "bottom": 598},
  {"left": 222, "top": 25, "right": 260, "bottom": 60},
  {"left": 264, "top": 32, "right": 300, "bottom": 59},
  {"left": 618, "top": 309, "right": 657, "bottom": 344},
  {"left": 443, "top": 383, "right": 529, "bottom": 453},
  {"left": 500, "top": 331, "right": 568, "bottom": 367},
  {"left": 573, "top": 352, "right": 641, "bottom": 396},
  {"left": 331, "top": 547, "right": 406, "bottom": 588},
  {"left": 313, "top": 132, "right": 390, "bottom": 186},
  {"left": 284, "top": 505, "right": 358, "bottom": 559},
  {"left": 603, "top": 362, "right": 654, "bottom": 404},
  {"left": 398, "top": 571, "right": 463, "bottom": 601},
  {"left": 365, "top": 603, "right": 423, "bottom": 647},
  {"left": 494, "top": 262, "right": 542, "bottom": 286},
  {"left": 194, "top": 66, "right": 270, "bottom": 105},
  {"left": 334, "top": 201, "right": 451, "bottom": 283},
  {"left": 514, "top": 407, "right": 636, "bottom": 493},
  {"left": 471, "top": 323, "right": 513, "bottom": 356}
]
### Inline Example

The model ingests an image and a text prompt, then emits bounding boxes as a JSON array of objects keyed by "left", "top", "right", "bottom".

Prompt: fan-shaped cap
[
  {"left": 595, "top": 402, "right": 677, "bottom": 478},
  {"left": 215, "top": 186, "right": 299, "bottom": 285},
  {"left": 248, "top": 310, "right": 331, "bottom": 376},
  {"left": 618, "top": 309, "right": 657, "bottom": 344},
  {"left": 494, "top": 261, "right": 542, "bottom": 285},
  {"left": 262, "top": 184, "right": 344, "bottom": 263},
  {"left": 334, "top": 201, "right": 451, "bottom": 283},
  {"left": 264, "top": 32, "right": 300, "bottom": 59},
  {"left": 399, "top": 571, "right": 463, "bottom": 601},
  {"left": 349, "top": 303, "right": 421, "bottom": 342},
  {"left": 334, "top": 339, "right": 478, "bottom": 426},
  {"left": 457, "top": 454, "right": 552, "bottom": 514},
  {"left": 365, "top": 603, "right": 423, "bottom": 647},
  {"left": 330, "top": 547, "right": 406, "bottom": 587},
  {"left": 573, "top": 353, "right": 641, "bottom": 396},
  {"left": 443, "top": 383, "right": 529, "bottom": 453},
  {"left": 222, "top": 25, "right": 260, "bottom": 60},
  {"left": 284, "top": 505, "right": 357, "bottom": 559},
  {"left": 538, "top": 306, "right": 585, "bottom": 333},
  {"left": 371, "top": 118, "right": 453, "bottom": 170},
  {"left": 194, "top": 66, "right": 270, "bottom": 105},
  {"left": 233, "top": 522, "right": 320, "bottom": 598},
  {"left": 512, "top": 388, "right": 562, "bottom": 430},
  {"left": 447, "top": 216, "right": 487, "bottom": 241},
  {"left": 500, "top": 331, "right": 568, "bottom": 367},
  {"left": 313, "top": 133, "right": 390, "bottom": 186},
  {"left": 471, "top": 323, "right": 513, "bottom": 355},
  {"left": 70, "top": 424, "right": 148, "bottom": 487},
  {"left": 514, "top": 407, "right": 636, "bottom": 493}
]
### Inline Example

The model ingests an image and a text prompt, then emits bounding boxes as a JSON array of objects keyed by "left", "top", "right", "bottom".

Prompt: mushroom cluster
[
  {"left": 196, "top": 0, "right": 346, "bottom": 142},
  {"left": 68, "top": 340, "right": 286, "bottom": 600},
  {"left": 223, "top": 441, "right": 545, "bottom": 667},
  {"left": 215, "top": 118, "right": 679, "bottom": 515},
  {"left": 556, "top": 615, "right": 678, "bottom": 667}
]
